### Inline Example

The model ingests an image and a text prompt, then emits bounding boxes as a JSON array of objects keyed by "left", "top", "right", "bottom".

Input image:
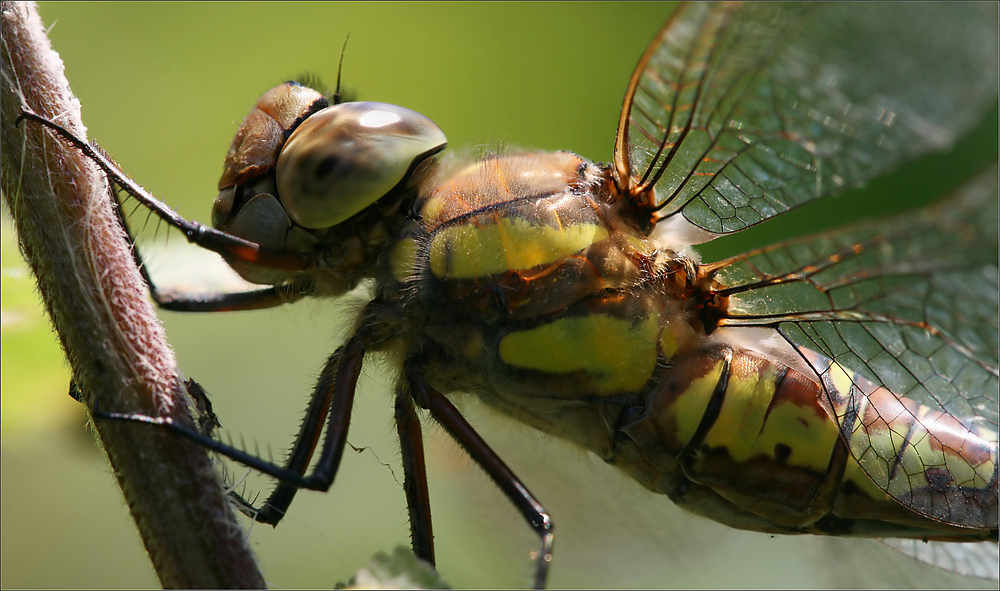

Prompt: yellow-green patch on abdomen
[
  {"left": 499, "top": 313, "right": 659, "bottom": 395},
  {"left": 704, "top": 365, "right": 839, "bottom": 471}
]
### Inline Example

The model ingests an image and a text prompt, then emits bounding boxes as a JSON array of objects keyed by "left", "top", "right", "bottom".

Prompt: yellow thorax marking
[{"left": 430, "top": 218, "right": 607, "bottom": 279}]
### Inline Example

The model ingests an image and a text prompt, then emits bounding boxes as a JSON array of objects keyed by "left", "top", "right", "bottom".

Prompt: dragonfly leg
[
  {"left": 407, "top": 367, "right": 554, "bottom": 589},
  {"left": 105, "top": 177, "right": 313, "bottom": 312},
  {"left": 248, "top": 327, "right": 367, "bottom": 524},
  {"left": 145, "top": 285, "right": 309, "bottom": 312},
  {"left": 16, "top": 109, "right": 310, "bottom": 272},
  {"left": 71, "top": 376, "right": 221, "bottom": 436},
  {"left": 86, "top": 318, "right": 371, "bottom": 527},
  {"left": 19, "top": 109, "right": 313, "bottom": 312},
  {"left": 395, "top": 386, "right": 436, "bottom": 566}
]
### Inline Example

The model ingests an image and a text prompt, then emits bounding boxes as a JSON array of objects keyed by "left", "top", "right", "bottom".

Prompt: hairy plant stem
[{"left": 0, "top": 3, "right": 264, "bottom": 587}]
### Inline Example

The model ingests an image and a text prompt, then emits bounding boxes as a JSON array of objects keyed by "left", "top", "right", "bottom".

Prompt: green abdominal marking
[
  {"left": 702, "top": 364, "right": 838, "bottom": 471},
  {"left": 498, "top": 313, "right": 660, "bottom": 395}
]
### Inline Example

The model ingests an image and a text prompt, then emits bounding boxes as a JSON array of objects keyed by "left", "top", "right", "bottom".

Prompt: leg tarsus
[{"left": 408, "top": 369, "right": 554, "bottom": 589}]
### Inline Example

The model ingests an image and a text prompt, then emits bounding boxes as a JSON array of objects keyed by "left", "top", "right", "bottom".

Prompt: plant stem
[{"left": 0, "top": 2, "right": 264, "bottom": 587}]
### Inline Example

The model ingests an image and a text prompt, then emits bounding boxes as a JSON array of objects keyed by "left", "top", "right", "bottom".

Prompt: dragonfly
[{"left": 23, "top": 1, "right": 998, "bottom": 588}]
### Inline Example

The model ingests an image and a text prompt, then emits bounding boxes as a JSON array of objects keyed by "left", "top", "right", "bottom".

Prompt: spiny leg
[
  {"left": 108, "top": 177, "right": 311, "bottom": 312},
  {"left": 407, "top": 365, "right": 554, "bottom": 589},
  {"left": 396, "top": 386, "right": 435, "bottom": 566},
  {"left": 17, "top": 110, "right": 310, "bottom": 274},
  {"left": 90, "top": 312, "right": 374, "bottom": 529},
  {"left": 249, "top": 331, "right": 365, "bottom": 525}
]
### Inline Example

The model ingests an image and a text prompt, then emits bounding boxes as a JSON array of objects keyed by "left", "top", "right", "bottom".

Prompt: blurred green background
[{"left": 3, "top": 2, "right": 996, "bottom": 589}]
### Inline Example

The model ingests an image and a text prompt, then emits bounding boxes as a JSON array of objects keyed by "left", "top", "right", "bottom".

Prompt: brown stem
[{"left": 0, "top": 3, "right": 264, "bottom": 587}]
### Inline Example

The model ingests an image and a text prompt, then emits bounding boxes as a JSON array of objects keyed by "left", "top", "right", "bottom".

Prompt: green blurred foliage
[{"left": 1, "top": 220, "right": 77, "bottom": 437}]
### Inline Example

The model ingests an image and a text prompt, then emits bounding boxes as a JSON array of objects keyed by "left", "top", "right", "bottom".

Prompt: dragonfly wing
[
  {"left": 614, "top": 2, "right": 999, "bottom": 240},
  {"left": 702, "top": 164, "right": 999, "bottom": 528},
  {"left": 881, "top": 538, "right": 999, "bottom": 582}
]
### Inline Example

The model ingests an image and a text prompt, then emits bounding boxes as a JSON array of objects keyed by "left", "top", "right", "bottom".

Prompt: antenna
[{"left": 333, "top": 34, "right": 351, "bottom": 105}]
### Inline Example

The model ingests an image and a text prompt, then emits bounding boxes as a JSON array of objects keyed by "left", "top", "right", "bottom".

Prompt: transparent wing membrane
[
  {"left": 702, "top": 165, "right": 999, "bottom": 528},
  {"left": 882, "top": 538, "right": 1000, "bottom": 581},
  {"left": 615, "top": 3, "right": 999, "bottom": 239}
]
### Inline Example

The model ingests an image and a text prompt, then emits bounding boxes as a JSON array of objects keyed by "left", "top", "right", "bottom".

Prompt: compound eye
[{"left": 276, "top": 102, "right": 447, "bottom": 229}]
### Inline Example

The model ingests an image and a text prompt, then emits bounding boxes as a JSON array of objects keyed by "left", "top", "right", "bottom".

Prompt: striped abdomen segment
[
  {"left": 620, "top": 344, "right": 997, "bottom": 539},
  {"left": 799, "top": 347, "right": 998, "bottom": 533}
]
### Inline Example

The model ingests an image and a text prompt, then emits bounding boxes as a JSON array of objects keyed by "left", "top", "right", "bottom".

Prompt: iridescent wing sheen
[
  {"left": 700, "top": 164, "right": 999, "bottom": 530},
  {"left": 613, "top": 2, "right": 999, "bottom": 242}
]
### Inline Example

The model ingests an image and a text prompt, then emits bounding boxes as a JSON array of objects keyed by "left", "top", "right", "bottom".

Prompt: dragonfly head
[{"left": 211, "top": 82, "right": 447, "bottom": 288}]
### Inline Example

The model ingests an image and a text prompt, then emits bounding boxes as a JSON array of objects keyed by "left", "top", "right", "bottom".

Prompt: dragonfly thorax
[{"left": 372, "top": 151, "right": 707, "bottom": 456}]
